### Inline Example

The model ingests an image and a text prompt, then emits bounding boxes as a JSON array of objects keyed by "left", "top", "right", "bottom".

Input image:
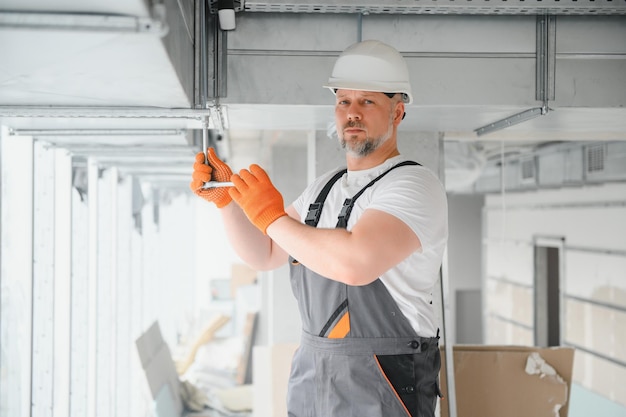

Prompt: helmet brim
[{"left": 323, "top": 82, "right": 412, "bottom": 104}]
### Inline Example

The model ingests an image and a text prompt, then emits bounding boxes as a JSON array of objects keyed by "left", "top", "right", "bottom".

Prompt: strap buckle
[
  {"left": 305, "top": 202, "right": 322, "bottom": 225},
  {"left": 336, "top": 198, "right": 353, "bottom": 228}
]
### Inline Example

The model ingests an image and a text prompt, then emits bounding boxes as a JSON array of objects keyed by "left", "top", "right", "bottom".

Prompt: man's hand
[
  {"left": 229, "top": 164, "right": 287, "bottom": 234},
  {"left": 190, "top": 148, "right": 234, "bottom": 208}
]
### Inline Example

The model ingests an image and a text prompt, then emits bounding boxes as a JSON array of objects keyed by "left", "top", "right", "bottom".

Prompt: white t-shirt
[{"left": 291, "top": 155, "right": 448, "bottom": 337}]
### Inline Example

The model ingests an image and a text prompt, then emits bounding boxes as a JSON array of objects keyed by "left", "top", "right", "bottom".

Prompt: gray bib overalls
[{"left": 287, "top": 161, "right": 442, "bottom": 417}]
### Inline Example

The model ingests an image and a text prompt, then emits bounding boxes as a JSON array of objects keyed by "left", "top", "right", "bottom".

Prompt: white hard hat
[{"left": 324, "top": 39, "right": 413, "bottom": 104}]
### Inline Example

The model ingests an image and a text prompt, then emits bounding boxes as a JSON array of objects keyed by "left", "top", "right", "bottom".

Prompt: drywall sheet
[
  {"left": 136, "top": 321, "right": 184, "bottom": 417},
  {"left": 440, "top": 345, "right": 575, "bottom": 417}
]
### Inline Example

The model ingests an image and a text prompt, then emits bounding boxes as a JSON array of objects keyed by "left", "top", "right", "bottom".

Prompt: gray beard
[
  {"left": 339, "top": 121, "right": 393, "bottom": 158},
  {"left": 341, "top": 135, "right": 381, "bottom": 158}
]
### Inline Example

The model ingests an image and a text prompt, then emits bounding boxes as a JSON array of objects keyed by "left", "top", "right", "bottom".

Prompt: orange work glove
[
  {"left": 229, "top": 164, "right": 287, "bottom": 234},
  {"left": 190, "top": 148, "right": 234, "bottom": 208}
]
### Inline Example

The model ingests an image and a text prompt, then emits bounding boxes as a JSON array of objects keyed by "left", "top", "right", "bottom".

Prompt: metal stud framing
[{"left": 243, "top": 0, "right": 626, "bottom": 15}]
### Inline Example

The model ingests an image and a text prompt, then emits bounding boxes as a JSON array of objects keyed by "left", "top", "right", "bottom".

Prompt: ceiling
[{"left": 1, "top": 0, "right": 625, "bottom": 193}]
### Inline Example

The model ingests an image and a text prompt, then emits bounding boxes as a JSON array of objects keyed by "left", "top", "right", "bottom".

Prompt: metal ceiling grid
[{"left": 242, "top": 0, "right": 626, "bottom": 15}]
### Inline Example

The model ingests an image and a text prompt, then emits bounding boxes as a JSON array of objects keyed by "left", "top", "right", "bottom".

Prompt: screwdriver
[
  {"left": 201, "top": 181, "right": 234, "bottom": 189},
  {"left": 200, "top": 117, "right": 233, "bottom": 189}
]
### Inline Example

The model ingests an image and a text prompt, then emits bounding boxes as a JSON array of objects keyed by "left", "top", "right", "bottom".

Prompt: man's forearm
[
  {"left": 266, "top": 208, "right": 420, "bottom": 286},
  {"left": 220, "top": 202, "right": 288, "bottom": 270},
  {"left": 266, "top": 215, "right": 373, "bottom": 285}
]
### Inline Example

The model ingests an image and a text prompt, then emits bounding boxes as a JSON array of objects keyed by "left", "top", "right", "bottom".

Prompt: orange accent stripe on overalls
[
  {"left": 374, "top": 355, "right": 412, "bottom": 417},
  {"left": 327, "top": 311, "right": 351, "bottom": 339}
]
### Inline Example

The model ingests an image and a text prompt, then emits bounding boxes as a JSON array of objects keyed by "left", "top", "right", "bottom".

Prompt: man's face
[{"left": 334, "top": 90, "right": 402, "bottom": 158}]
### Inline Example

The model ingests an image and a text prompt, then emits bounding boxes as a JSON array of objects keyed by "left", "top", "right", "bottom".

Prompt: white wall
[{"left": 483, "top": 182, "right": 626, "bottom": 407}]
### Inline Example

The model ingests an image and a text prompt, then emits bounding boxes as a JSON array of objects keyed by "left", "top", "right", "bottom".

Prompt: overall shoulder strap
[
  {"left": 304, "top": 168, "right": 347, "bottom": 227},
  {"left": 336, "top": 160, "right": 420, "bottom": 228}
]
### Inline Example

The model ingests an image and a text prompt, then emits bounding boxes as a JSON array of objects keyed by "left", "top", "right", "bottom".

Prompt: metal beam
[
  {"left": 0, "top": 10, "right": 168, "bottom": 36},
  {"left": 207, "top": 15, "right": 229, "bottom": 100},
  {"left": 536, "top": 14, "right": 556, "bottom": 102},
  {"left": 243, "top": 0, "right": 626, "bottom": 15},
  {"left": 474, "top": 14, "right": 558, "bottom": 137},
  {"left": 474, "top": 107, "right": 546, "bottom": 136},
  {"left": 0, "top": 106, "right": 211, "bottom": 120},
  {"left": 49, "top": 147, "right": 193, "bottom": 155},
  {"left": 10, "top": 129, "right": 187, "bottom": 137}
]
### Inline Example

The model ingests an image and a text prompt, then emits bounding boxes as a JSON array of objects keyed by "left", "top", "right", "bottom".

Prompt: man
[{"left": 190, "top": 39, "right": 448, "bottom": 417}]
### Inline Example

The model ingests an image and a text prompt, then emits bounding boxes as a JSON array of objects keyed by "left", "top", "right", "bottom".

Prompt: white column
[
  {"left": 53, "top": 149, "right": 73, "bottom": 417},
  {"left": 0, "top": 128, "right": 34, "bottom": 417},
  {"left": 115, "top": 174, "right": 133, "bottom": 417},
  {"left": 70, "top": 161, "right": 90, "bottom": 416},
  {"left": 31, "top": 140, "right": 56, "bottom": 416},
  {"left": 95, "top": 167, "right": 114, "bottom": 417},
  {"left": 87, "top": 158, "right": 99, "bottom": 417}
]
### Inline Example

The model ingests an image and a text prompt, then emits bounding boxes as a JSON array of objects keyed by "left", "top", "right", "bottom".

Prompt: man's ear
[{"left": 394, "top": 102, "right": 406, "bottom": 124}]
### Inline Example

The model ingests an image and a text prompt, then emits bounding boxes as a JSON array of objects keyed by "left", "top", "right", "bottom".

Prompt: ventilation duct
[
  {"left": 585, "top": 142, "right": 626, "bottom": 183},
  {"left": 472, "top": 141, "right": 626, "bottom": 193}
]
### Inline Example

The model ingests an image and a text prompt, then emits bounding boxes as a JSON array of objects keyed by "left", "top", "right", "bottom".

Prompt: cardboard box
[{"left": 439, "top": 345, "right": 575, "bottom": 417}]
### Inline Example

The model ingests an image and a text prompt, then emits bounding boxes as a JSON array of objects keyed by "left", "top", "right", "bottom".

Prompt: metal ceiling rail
[
  {"left": 105, "top": 167, "right": 191, "bottom": 174},
  {"left": 0, "top": 106, "right": 211, "bottom": 120},
  {"left": 44, "top": 147, "right": 194, "bottom": 154},
  {"left": 0, "top": 10, "right": 169, "bottom": 35},
  {"left": 474, "top": 107, "right": 547, "bottom": 137},
  {"left": 92, "top": 157, "right": 193, "bottom": 164},
  {"left": 474, "top": 14, "right": 555, "bottom": 136},
  {"left": 10, "top": 129, "right": 187, "bottom": 137},
  {"left": 242, "top": 0, "right": 626, "bottom": 14}
]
